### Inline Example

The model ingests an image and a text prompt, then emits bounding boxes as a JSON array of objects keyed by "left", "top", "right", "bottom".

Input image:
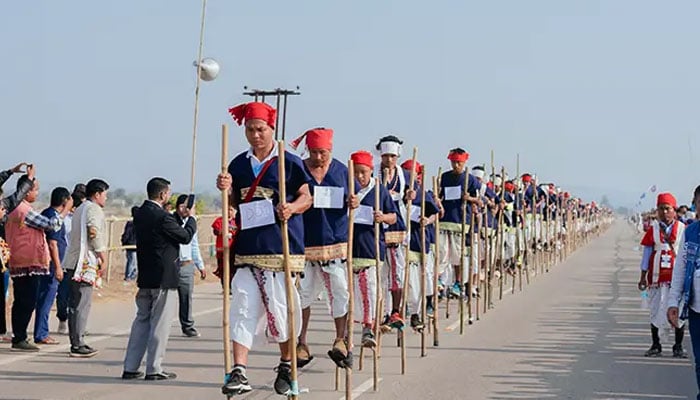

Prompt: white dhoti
[
  {"left": 648, "top": 285, "right": 671, "bottom": 330},
  {"left": 406, "top": 261, "right": 421, "bottom": 316},
  {"left": 385, "top": 245, "right": 406, "bottom": 291},
  {"left": 354, "top": 266, "right": 378, "bottom": 326},
  {"left": 438, "top": 230, "right": 477, "bottom": 284},
  {"left": 426, "top": 250, "right": 435, "bottom": 297},
  {"left": 299, "top": 259, "right": 349, "bottom": 318},
  {"left": 503, "top": 228, "right": 516, "bottom": 260},
  {"left": 230, "top": 266, "right": 302, "bottom": 349}
]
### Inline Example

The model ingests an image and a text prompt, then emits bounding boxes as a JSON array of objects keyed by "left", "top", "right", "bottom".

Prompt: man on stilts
[
  {"left": 348, "top": 151, "right": 397, "bottom": 347},
  {"left": 374, "top": 135, "right": 415, "bottom": 332},
  {"left": 291, "top": 128, "right": 352, "bottom": 369},
  {"left": 400, "top": 160, "right": 439, "bottom": 331},
  {"left": 217, "top": 102, "right": 313, "bottom": 396},
  {"left": 438, "top": 149, "right": 481, "bottom": 305}
]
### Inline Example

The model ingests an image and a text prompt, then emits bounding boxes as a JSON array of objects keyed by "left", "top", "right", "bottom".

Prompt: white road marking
[{"left": 338, "top": 377, "right": 383, "bottom": 400}]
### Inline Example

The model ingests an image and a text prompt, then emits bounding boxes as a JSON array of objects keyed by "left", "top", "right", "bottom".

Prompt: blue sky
[{"left": 2, "top": 1, "right": 698, "bottom": 208}]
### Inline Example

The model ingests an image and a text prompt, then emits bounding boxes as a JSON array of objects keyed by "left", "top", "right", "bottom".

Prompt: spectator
[
  {"left": 121, "top": 177, "right": 196, "bottom": 381},
  {"left": 64, "top": 178, "right": 109, "bottom": 358},
  {"left": 35, "top": 187, "right": 72, "bottom": 345},
  {"left": 55, "top": 187, "right": 86, "bottom": 335},
  {"left": 5, "top": 170, "right": 68, "bottom": 351},
  {"left": 121, "top": 206, "right": 139, "bottom": 282}
]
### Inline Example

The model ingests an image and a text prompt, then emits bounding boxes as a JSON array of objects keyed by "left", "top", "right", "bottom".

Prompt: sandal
[{"left": 36, "top": 336, "right": 60, "bottom": 345}]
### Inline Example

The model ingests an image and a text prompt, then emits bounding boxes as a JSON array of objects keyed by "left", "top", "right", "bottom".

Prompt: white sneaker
[{"left": 57, "top": 321, "right": 68, "bottom": 335}]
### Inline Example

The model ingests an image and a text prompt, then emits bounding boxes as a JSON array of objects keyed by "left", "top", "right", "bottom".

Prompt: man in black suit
[{"left": 121, "top": 177, "right": 196, "bottom": 381}]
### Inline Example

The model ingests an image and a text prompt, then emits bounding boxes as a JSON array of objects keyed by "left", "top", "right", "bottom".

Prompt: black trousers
[
  {"left": 0, "top": 269, "right": 6, "bottom": 335},
  {"left": 11, "top": 275, "right": 40, "bottom": 343}
]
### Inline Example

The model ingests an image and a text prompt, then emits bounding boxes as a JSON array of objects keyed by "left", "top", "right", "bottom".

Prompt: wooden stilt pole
[
  {"left": 373, "top": 177, "right": 382, "bottom": 391},
  {"left": 465, "top": 206, "right": 474, "bottom": 330},
  {"left": 277, "top": 141, "right": 299, "bottom": 400},
  {"left": 459, "top": 167, "right": 470, "bottom": 334},
  {"left": 344, "top": 160, "right": 356, "bottom": 400},
  {"left": 420, "top": 178, "right": 427, "bottom": 358},
  {"left": 399, "top": 147, "right": 418, "bottom": 375},
  {"left": 432, "top": 175, "right": 440, "bottom": 347},
  {"left": 220, "top": 125, "right": 232, "bottom": 386}
]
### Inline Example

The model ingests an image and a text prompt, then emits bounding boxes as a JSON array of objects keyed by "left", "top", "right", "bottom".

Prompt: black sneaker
[
  {"left": 70, "top": 345, "right": 98, "bottom": 358},
  {"left": 11, "top": 340, "right": 40, "bottom": 352},
  {"left": 145, "top": 371, "right": 177, "bottom": 381},
  {"left": 273, "top": 363, "right": 292, "bottom": 395},
  {"left": 121, "top": 371, "right": 145, "bottom": 380},
  {"left": 644, "top": 345, "right": 662, "bottom": 357},
  {"left": 410, "top": 314, "right": 424, "bottom": 331},
  {"left": 222, "top": 368, "right": 252, "bottom": 395},
  {"left": 182, "top": 328, "right": 201, "bottom": 338},
  {"left": 672, "top": 344, "right": 688, "bottom": 359},
  {"left": 361, "top": 328, "right": 377, "bottom": 348}
]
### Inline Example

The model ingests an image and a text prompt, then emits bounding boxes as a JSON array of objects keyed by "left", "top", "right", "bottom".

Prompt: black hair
[
  {"left": 71, "top": 193, "right": 83, "bottom": 209},
  {"left": 449, "top": 147, "right": 467, "bottom": 154},
  {"left": 73, "top": 183, "right": 87, "bottom": 196},
  {"left": 375, "top": 135, "right": 403, "bottom": 151},
  {"left": 694, "top": 185, "right": 700, "bottom": 199},
  {"left": 175, "top": 194, "right": 188, "bottom": 207},
  {"left": 86, "top": 179, "right": 109, "bottom": 198},
  {"left": 147, "top": 177, "right": 171, "bottom": 200},
  {"left": 50, "top": 187, "right": 71, "bottom": 207},
  {"left": 16, "top": 174, "right": 32, "bottom": 191}
]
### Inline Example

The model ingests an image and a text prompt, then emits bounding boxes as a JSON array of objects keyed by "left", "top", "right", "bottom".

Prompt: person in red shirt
[{"left": 212, "top": 205, "right": 236, "bottom": 290}]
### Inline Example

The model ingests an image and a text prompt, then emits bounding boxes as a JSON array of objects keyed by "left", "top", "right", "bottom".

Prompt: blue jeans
[
  {"left": 689, "top": 309, "right": 700, "bottom": 400},
  {"left": 2, "top": 270, "right": 8, "bottom": 299},
  {"left": 34, "top": 269, "right": 59, "bottom": 341},
  {"left": 124, "top": 250, "right": 138, "bottom": 281},
  {"left": 56, "top": 272, "right": 71, "bottom": 322}
]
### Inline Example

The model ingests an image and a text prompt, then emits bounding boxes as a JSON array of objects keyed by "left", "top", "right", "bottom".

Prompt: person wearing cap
[
  {"left": 291, "top": 127, "right": 352, "bottom": 369},
  {"left": 374, "top": 135, "right": 415, "bottom": 331},
  {"left": 438, "top": 148, "right": 481, "bottom": 302},
  {"left": 400, "top": 160, "right": 439, "bottom": 330},
  {"left": 668, "top": 185, "right": 700, "bottom": 399},
  {"left": 173, "top": 194, "right": 206, "bottom": 338},
  {"left": 348, "top": 150, "right": 397, "bottom": 348},
  {"left": 639, "top": 192, "right": 686, "bottom": 358},
  {"left": 217, "top": 102, "right": 312, "bottom": 396}
]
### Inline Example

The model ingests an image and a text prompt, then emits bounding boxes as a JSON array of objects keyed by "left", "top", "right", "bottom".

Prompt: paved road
[{"left": 1, "top": 221, "right": 697, "bottom": 400}]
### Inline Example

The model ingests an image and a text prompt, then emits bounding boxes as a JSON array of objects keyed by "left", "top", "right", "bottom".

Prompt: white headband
[
  {"left": 379, "top": 141, "right": 401, "bottom": 156},
  {"left": 472, "top": 169, "right": 485, "bottom": 179},
  {"left": 493, "top": 176, "right": 503, "bottom": 186}
]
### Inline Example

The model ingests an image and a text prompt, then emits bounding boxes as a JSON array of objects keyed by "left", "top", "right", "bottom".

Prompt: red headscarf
[
  {"left": 351, "top": 151, "right": 373, "bottom": 169},
  {"left": 227, "top": 102, "right": 277, "bottom": 128},
  {"left": 657, "top": 192, "right": 677, "bottom": 208},
  {"left": 291, "top": 128, "right": 333, "bottom": 151},
  {"left": 400, "top": 160, "right": 423, "bottom": 175},
  {"left": 504, "top": 181, "right": 515, "bottom": 192},
  {"left": 521, "top": 174, "right": 532, "bottom": 183},
  {"left": 447, "top": 151, "right": 469, "bottom": 162}
]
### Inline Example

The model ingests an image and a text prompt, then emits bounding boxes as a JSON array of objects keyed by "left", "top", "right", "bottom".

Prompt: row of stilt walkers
[{"left": 214, "top": 107, "right": 613, "bottom": 399}]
